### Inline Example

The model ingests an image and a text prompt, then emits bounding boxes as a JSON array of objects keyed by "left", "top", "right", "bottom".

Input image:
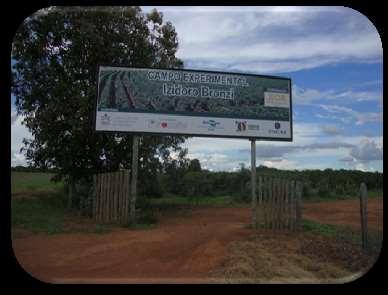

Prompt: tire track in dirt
[{"left": 12, "top": 207, "right": 252, "bottom": 282}]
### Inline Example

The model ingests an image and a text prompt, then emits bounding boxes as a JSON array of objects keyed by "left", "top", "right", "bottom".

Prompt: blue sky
[{"left": 11, "top": 6, "right": 383, "bottom": 172}]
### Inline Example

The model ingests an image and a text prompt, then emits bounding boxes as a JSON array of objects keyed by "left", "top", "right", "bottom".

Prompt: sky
[{"left": 11, "top": 6, "right": 383, "bottom": 172}]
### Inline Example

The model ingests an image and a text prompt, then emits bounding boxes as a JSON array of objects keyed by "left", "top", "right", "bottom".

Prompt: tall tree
[
  {"left": 12, "top": 7, "right": 187, "bottom": 205},
  {"left": 188, "top": 158, "right": 201, "bottom": 172}
]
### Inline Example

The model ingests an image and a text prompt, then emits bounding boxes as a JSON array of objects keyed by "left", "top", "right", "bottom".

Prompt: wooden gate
[
  {"left": 254, "top": 176, "right": 303, "bottom": 231},
  {"left": 92, "top": 170, "right": 130, "bottom": 224}
]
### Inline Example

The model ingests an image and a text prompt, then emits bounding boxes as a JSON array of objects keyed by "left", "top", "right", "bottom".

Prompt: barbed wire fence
[{"left": 332, "top": 183, "right": 383, "bottom": 261}]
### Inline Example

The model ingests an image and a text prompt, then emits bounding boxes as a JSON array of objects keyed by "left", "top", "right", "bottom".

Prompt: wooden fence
[
  {"left": 253, "top": 176, "right": 303, "bottom": 231},
  {"left": 92, "top": 170, "right": 130, "bottom": 224}
]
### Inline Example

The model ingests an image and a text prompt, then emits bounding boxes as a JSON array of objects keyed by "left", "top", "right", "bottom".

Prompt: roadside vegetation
[{"left": 11, "top": 166, "right": 383, "bottom": 236}]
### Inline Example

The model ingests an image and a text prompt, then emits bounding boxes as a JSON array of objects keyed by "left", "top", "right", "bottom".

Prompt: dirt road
[
  {"left": 13, "top": 208, "right": 252, "bottom": 283},
  {"left": 303, "top": 197, "right": 383, "bottom": 230},
  {"left": 12, "top": 198, "right": 382, "bottom": 283}
]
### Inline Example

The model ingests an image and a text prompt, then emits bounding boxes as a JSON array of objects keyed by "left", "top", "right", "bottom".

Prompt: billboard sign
[{"left": 95, "top": 66, "right": 292, "bottom": 140}]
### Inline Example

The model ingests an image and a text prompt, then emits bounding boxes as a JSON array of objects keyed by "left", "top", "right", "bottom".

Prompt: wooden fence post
[
  {"left": 118, "top": 171, "right": 123, "bottom": 224},
  {"left": 280, "top": 178, "right": 285, "bottom": 230},
  {"left": 269, "top": 177, "right": 276, "bottom": 230},
  {"left": 114, "top": 172, "right": 118, "bottom": 222},
  {"left": 103, "top": 172, "right": 108, "bottom": 223},
  {"left": 257, "top": 176, "right": 262, "bottom": 228},
  {"left": 284, "top": 179, "right": 289, "bottom": 230},
  {"left": 130, "top": 136, "right": 139, "bottom": 225},
  {"left": 251, "top": 139, "right": 257, "bottom": 229},
  {"left": 125, "top": 169, "right": 130, "bottom": 224},
  {"left": 92, "top": 175, "right": 97, "bottom": 220},
  {"left": 290, "top": 180, "right": 296, "bottom": 231},
  {"left": 360, "top": 182, "right": 368, "bottom": 251},
  {"left": 295, "top": 181, "right": 302, "bottom": 231}
]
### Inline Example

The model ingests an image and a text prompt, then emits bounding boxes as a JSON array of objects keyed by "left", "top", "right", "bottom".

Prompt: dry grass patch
[{"left": 211, "top": 231, "right": 363, "bottom": 283}]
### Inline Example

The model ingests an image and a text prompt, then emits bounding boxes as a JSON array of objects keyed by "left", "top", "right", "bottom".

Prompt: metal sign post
[
  {"left": 130, "top": 135, "right": 139, "bottom": 225},
  {"left": 251, "top": 139, "right": 257, "bottom": 229}
]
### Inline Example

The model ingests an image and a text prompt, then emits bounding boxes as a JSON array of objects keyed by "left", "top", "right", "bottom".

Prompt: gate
[
  {"left": 254, "top": 176, "right": 303, "bottom": 231},
  {"left": 92, "top": 170, "right": 130, "bottom": 224}
]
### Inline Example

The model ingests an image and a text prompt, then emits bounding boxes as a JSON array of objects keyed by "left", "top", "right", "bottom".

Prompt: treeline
[
  {"left": 154, "top": 161, "right": 383, "bottom": 201},
  {"left": 12, "top": 161, "right": 383, "bottom": 201},
  {"left": 11, "top": 166, "right": 59, "bottom": 173}
]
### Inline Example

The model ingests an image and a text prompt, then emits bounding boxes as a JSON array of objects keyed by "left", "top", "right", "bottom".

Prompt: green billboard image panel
[
  {"left": 97, "top": 67, "right": 291, "bottom": 121},
  {"left": 95, "top": 66, "right": 292, "bottom": 140}
]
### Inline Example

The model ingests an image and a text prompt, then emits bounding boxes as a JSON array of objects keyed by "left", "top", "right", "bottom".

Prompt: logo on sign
[
  {"left": 161, "top": 122, "right": 168, "bottom": 128},
  {"left": 235, "top": 121, "right": 247, "bottom": 132},
  {"left": 101, "top": 113, "right": 111, "bottom": 125},
  {"left": 247, "top": 124, "right": 260, "bottom": 131},
  {"left": 274, "top": 122, "right": 281, "bottom": 129},
  {"left": 202, "top": 119, "right": 221, "bottom": 131}
]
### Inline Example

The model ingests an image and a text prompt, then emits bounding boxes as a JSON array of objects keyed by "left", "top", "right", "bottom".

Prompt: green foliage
[
  {"left": 11, "top": 171, "right": 63, "bottom": 195},
  {"left": 149, "top": 195, "right": 236, "bottom": 207},
  {"left": 11, "top": 192, "right": 115, "bottom": 235},
  {"left": 188, "top": 158, "right": 201, "bottom": 172},
  {"left": 12, "top": 6, "right": 186, "bottom": 209},
  {"left": 302, "top": 219, "right": 338, "bottom": 237},
  {"left": 182, "top": 171, "right": 213, "bottom": 196},
  {"left": 158, "top": 163, "right": 382, "bottom": 202},
  {"left": 12, "top": 192, "right": 66, "bottom": 234},
  {"left": 160, "top": 152, "right": 189, "bottom": 195}
]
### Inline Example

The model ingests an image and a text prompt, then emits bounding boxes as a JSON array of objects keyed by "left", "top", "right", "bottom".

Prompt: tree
[
  {"left": 161, "top": 149, "right": 189, "bottom": 195},
  {"left": 188, "top": 158, "right": 201, "bottom": 172},
  {"left": 12, "top": 6, "right": 187, "bottom": 208}
]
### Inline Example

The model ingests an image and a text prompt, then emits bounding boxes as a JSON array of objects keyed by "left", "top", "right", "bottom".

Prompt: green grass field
[
  {"left": 12, "top": 192, "right": 66, "bottom": 234},
  {"left": 11, "top": 172, "right": 63, "bottom": 195},
  {"left": 11, "top": 172, "right": 113, "bottom": 235},
  {"left": 148, "top": 195, "right": 244, "bottom": 207}
]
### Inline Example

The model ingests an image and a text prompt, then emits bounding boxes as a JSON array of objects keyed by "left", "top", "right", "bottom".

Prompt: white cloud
[
  {"left": 143, "top": 6, "right": 382, "bottom": 74},
  {"left": 349, "top": 139, "right": 383, "bottom": 161},
  {"left": 11, "top": 114, "right": 32, "bottom": 166},
  {"left": 187, "top": 150, "right": 248, "bottom": 171},
  {"left": 183, "top": 122, "right": 382, "bottom": 171},
  {"left": 262, "top": 159, "right": 298, "bottom": 170},
  {"left": 11, "top": 111, "right": 18, "bottom": 125},
  {"left": 319, "top": 104, "right": 383, "bottom": 125},
  {"left": 293, "top": 85, "right": 382, "bottom": 105}
]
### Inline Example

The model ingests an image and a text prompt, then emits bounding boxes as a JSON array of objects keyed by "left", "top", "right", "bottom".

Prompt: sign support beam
[
  {"left": 251, "top": 138, "right": 257, "bottom": 229},
  {"left": 130, "top": 135, "right": 139, "bottom": 225}
]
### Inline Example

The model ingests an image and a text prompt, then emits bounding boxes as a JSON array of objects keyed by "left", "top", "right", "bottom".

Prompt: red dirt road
[
  {"left": 13, "top": 208, "right": 252, "bottom": 283},
  {"left": 12, "top": 198, "right": 383, "bottom": 283}
]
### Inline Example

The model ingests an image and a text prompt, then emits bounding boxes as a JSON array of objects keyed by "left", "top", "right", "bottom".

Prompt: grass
[
  {"left": 302, "top": 219, "right": 338, "bottom": 237},
  {"left": 11, "top": 171, "right": 63, "bottom": 195},
  {"left": 301, "top": 219, "right": 382, "bottom": 257},
  {"left": 12, "top": 191, "right": 66, "bottom": 234},
  {"left": 149, "top": 195, "right": 247, "bottom": 208},
  {"left": 11, "top": 193, "right": 117, "bottom": 235},
  {"left": 367, "top": 190, "right": 384, "bottom": 199},
  {"left": 212, "top": 234, "right": 352, "bottom": 283}
]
